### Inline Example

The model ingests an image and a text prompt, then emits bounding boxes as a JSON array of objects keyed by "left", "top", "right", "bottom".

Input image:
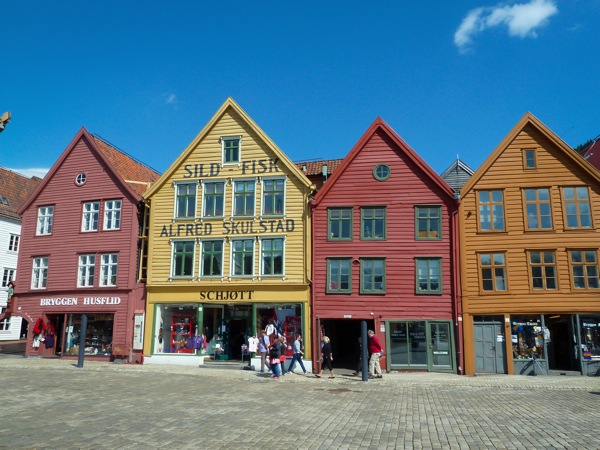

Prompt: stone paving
[{"left": 1, "top": 355, "right": 600, "bottom": 449}]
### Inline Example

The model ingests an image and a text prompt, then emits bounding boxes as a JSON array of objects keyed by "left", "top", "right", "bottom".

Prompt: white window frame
[
  {"left": 199, "top": 239, "right": 224, "bottom": 278},
  {"left": 173, "top": 181, "right": 199, "bottom": 220},
  {"left": 170, "top": 240, "right": 196, "bottom": 279},
  {"left": 261, "top": 177, "right": 286, "bottom": 217},
  {"left": 36, "top": 206, "right": 54, "bottom": 235},
  {"left": 201, "top": 181, "right": 226, "bottom": 219},
  {"left": 221, "top": 136, "right": 242, "bottom": 165},
  {"left": 31, "top": 257, "right": 49, "bottom": 289},
  {"left": 232, "top": 178, "right": 257, "bottom": 218},
  {"left": 230, "top": 238, "right": 255, "bottom": 278},
  {"left": 8, "top": 234, "right": 19, "bottom": 252},
  {"left": 103, "top": 200, "right": 122, "bottom": 231},
  {"left": 78, "top": 254, "right": 96, "bottom": 288},
  {"left": 100, "top": 253, "right": 118, "bottom": 287},
  {"left": 2, "top": 268, "right": 16, "bottom": 287},
  {"left": 81, "top": 201, "right": 100, "bottom": 232},
  {"left": 259, "top": 236, "right": 286, "bottom": 278}
]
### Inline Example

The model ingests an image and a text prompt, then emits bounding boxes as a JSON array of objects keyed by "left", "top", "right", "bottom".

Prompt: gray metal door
[{"left": 474, "top": 323, "right": 505, "bottom": 373}]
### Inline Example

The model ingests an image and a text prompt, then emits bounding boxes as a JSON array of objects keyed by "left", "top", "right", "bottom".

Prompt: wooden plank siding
[
  {"left": 459, "top": 113, "right": 600, "bottom": 375},
  {"left": 312, "top": 118, "right": 459, "bottom": 372}
]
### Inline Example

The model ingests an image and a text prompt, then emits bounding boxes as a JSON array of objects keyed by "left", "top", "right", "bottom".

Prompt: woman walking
[{"left": 316, "top": 336, "right": 334, "bottom": 379}]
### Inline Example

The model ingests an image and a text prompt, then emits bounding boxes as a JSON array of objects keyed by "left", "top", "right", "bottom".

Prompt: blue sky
[{"left": 1, "top": 1, "right": 599, "bottom": 178}]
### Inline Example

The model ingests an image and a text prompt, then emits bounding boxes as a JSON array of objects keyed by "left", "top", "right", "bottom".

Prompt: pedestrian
[
  {"left": 259, "top": 330, "right": 270, "bottom": 373},
  {"left": 269, "top": 335, "right": 282, "bottom": 379},
  {"left": 352, "top": 336, "right": 362, "bottom": 376},
  {"left": 278, "top": 335, "right": 287, "bottom": 376},
  {"left": 285, "top": 334, "right": 307, "bottom": 374},
  {"left": 316, "top": 336, "right": 334, "bottom": 378},
  {"left": 368, "top": 329, "right": 383, "bottom": 379}
]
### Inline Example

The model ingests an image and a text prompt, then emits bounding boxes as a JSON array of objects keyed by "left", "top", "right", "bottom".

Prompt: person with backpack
[{"left": 269, "top": 335, "right": 282, "bottom": 379}]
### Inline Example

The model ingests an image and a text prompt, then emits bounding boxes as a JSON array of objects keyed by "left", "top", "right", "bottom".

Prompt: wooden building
[
  {"left": 311, "top": 118, "right": 460, "bottom": 374},
  {"left": 460, "top": 113, "right": 600, "bottom": 376},
  {"left": 142, "top": 98, "right": 314, "bottom": 367},
  {"left": 13, "top": 128, "right": 159, "bottom": 360}
]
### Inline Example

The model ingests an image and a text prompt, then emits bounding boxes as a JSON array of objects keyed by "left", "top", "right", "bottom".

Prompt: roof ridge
[{"left": 91, "top": 133, "right": 161, "bottom": 175}]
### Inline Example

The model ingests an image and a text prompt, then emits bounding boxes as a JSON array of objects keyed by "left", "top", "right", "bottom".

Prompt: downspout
[
  {"left": 309, "top": 193, "right": 319, "bottom": 374},
  {"left": 452, "top": 195, "right": 464, "bottom": 375}
]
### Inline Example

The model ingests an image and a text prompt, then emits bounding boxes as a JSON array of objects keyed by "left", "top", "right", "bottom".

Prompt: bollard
[
  {"left": 77, "top": 314, "right": 88, "bottom": 368},
  {"left": 361, "top": 320, "right": 368, "bottom": 382}
]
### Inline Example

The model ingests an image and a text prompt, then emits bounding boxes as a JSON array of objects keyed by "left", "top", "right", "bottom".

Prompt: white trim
[
  {"left": 220, "top": 135, "right": 242, "bottom": 166},
  {"left": 231, "top": 178, "right": 257, "bottom": 219},
  {"left": 229, "top": 237, "right": 255, "bottom": 278},
  {"left": 198, "top": 238, "right": 225, "bottom": 279},
  {"left": 173, "top": 181, "right": 199, "bottom": 221},
  {"left": 200, "top": 180, "right": 226, "bottom": 219},
  {"left": 258, "top": 235, "right": 286, "bottom": 278},
  {"left": 170, "top": 239, "right": 196, "bottom": 279},
  {"left": 260, "top": 176, "right": 287, "bottom": 218}
]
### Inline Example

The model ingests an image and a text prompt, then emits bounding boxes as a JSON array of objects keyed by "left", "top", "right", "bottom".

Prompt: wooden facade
[
  {"left": 311, "top": 118, "right": 460, "bottom": 373},
  {"left": 142, "top": 98, "right": 314, "bottom": 366},
  {"left": 460, "top": 113, "right": 600, "bottom": 376},
  {"left": 13, "top": 128, "right": 159, "bottom": 359}
]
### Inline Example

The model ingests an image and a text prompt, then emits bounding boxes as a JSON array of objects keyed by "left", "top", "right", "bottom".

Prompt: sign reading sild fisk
[{"left": 183, "top": 159, "right": 280, "bottom": 178}]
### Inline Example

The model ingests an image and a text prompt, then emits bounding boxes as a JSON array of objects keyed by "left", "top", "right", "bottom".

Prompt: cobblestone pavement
[{"left": 1, "top": 355, "right": 600, "bottom": 449}]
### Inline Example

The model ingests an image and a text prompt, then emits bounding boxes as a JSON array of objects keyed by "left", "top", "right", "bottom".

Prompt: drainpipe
[{"left": 452, "top": 195, "right": 464, "bottom": 375}]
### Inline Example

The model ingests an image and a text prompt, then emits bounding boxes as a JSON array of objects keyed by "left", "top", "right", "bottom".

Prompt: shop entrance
[
  {"left": 547, "top": 315, "right": 578, "bottom": 371},
  {"left": 319, "top": 319, "right": 373, "bottom": 369},
  {"left": 203, "top": 304, "right": 250, "bottom": 361},
  {"left": 474, "top": 320, "right": 506, "bottom": 374}
]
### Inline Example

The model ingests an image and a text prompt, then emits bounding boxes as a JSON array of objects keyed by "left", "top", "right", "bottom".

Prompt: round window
[
  {"left": 75, "top": 173, "right": 87, "bottom": 186},
  {"left": 373, "top": 164, "right": 390, "bottom": 181}
]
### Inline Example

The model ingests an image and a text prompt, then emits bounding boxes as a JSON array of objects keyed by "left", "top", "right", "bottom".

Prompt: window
[
  {"left": 78, "top": 254, "right": 96, "bottom": 287},
  {"left": 171, "top": 241, "right": 195, "bottom": 278},
  {"left": 261, "top": 238, "right": 284, "bottom": 276},
  {"left": 75, "top": 173, "right": 87, "bottom": 186},
  {"left": 37, "top": 206, "right": 54, "bottom": 235},
  {"left": 416, "top": 206, "right": 441, "bottom": 239},
  {"left": 479, "top": 253, "right": 507, "bottom": 291},
  {"left": 222, "top": 137, "right": 241, "bottom": 164},
  {"left": 8, "top": 234, "right": 19, "bottom": 252},
  {"left": 569, "top": 250, "right": 600, "bottom": 289},
  {"left": 361, "top": 207, "right": 386, "bottom": 240},
  {"left": 416, "top": 258, "right": 442, "bottom": 294},
  {"left": 373, "top": 164, "right": 391, "bottom": 181},
  {"left": 202, "top": 182, "right": 225, "bottom": 218},
  {"left": 201, "top": 240, "right": 223, "bottom": 277},
  {"left": 326, "top": 258, "right": 351, "bottom": 293},
  {"left": 81, "top": 202, "right": 100, "bottom": 232},
  {"left": 478, "top": 190, "right": 505, "bottom": 231},
  {"left": 360, "top": 258, "right": 385, "bottom": 294},
  {"left": 100, "top": 253, "right": 118, "bottom": 287},
  {"left": 175, "top": 183, "right": 197, "bottom": 219},
  {"left": 523, "top": 149, "right": 537, "bottom": 169},
  {"left": 563, "top": 187, "right": 592, "bottom": 229},
  {"left": 31, "top": 257, "right": 48, "bottom": 289},
  {"left": 231, "top": 239, "right": 254, "bottom": 277},
  {"left": 328, "top": 207, "right": 353, "bottom": 240},
  {"left": 511, "top": 315, "right": 545, "bottom": 359},
  {"left": 528, "top": 251, "right": 557, "bottom": 290},
  {"left": 524, "top": 188, "right": 552, "bottom": 230},
  {"left": 262, "top": 178, "right": 285, "bottom": 216},
  {"left": 2, "top": 268, "right": 15, "bottom": 287},
  {"left": 233, "top": 180, "right": 255, "bottom": 217},
  {"left": 103, "top": 200, "right": 122, "bottom": 230}
]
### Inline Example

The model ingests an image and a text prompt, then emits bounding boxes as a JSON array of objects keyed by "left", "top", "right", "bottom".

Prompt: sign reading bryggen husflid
[{"left": 142, "top": 98, "right": 313, "bottom": 366}]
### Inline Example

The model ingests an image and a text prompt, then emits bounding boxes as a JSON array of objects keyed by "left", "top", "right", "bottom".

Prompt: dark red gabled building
[
  {"left": 311, "top": 118, "right": 461, "bottom": 374},
  {"left": 13, "top": 128, "right": 159, "bottom": 360}
]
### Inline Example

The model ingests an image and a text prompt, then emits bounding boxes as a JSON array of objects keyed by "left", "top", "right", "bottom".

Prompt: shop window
[
  {"left": 528, "top": 251, "right": 557, "bottom": 290},
  {"left": 8, "top": 234, "right": 19, "bottom": 252},
  {"left": 580, "top": 315, "right": 600, "bottom": 358},
  {"left": 175, "top": 182, "right": 197, "bottom": 219},
  {"left": 416, "top": 258, "right": 442, "bottom": 294},
  {"left": 233, "top": 180, "right": 256, "bottom": 217},
  {"left": 389, "top": 321, "right": 427, "bottom": 366},
  {"left": 77, "top": 254, "right": 96, "bottom": 287},
  {"left": 202, "top": 181, "right": 225, "bottom": 218},
  {"left": 326, "top": 258, "right": 351, "bottom": 293},
  {"left": 569, "top": 250, "right": 600, "bottom": 289},
  {"left": 260, "top": 238, "right": 284, "bottom": 276},
  {"left": 31, "top": 257, "right": 48, "bottom": 289},
  {"left": 328, "top": 207, "right": 353, "bottom": 240},
  {"left": 100, "top": 253, "right": 118, "bottom": 287},
  {"left": 524, "top": 188, "right": 552, "bottom": 230},
  {"left": 81, "top": 201, "right": 100, "bottom": 232},
  {"left": 262, "top": 178, "right": 285, "bottom": 216},
  {"left": 563, "top": 187, "right": 592, "bottom": 229},
  {"left": 360, "top": 258, "right": 385, "bottom": 294},
  {"left": 479, "top": 252, "right": 507, "bottom": 292},
  {"left": 511, "top": 315, "right": 545, "bottom": 359},
  {"left": 222, "top": 136, "right": 241, "bottom": 164},
  {"left": 415, "top": 206, "right": 441, "bottom": 240},
  {"left": 63, "top": 313, "right": 114, "bottom": 356},
  {"left": 103, "top": 200, "right": 122, "bottom": 230},
  {"left": 257, "top": 304, "right": 302, "bottom": 349},
  {"left": 171, "top": 241, "right": 195, "bottom": 278},
  {"left": 477, "top": 190, "right": 505, "bottom": 231},
  {"left": 231, "top": 239, "right": 254, "bottom": 277},
  {"left": 154, "top": 305, "right": 200, "bottom": 354},
  {"left": 37, "top": 205, "right": 54, "bottom": 235},
  {"left": 361, "top": 207, "right": 386, "bottom": 240},
  {"left": 201, "top": 240, "right": 223, "bottom": 277}
]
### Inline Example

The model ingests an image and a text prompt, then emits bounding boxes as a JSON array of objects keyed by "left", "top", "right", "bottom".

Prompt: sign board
[{"left": 133, "top": 313, "right": 144, "bottom": 350}]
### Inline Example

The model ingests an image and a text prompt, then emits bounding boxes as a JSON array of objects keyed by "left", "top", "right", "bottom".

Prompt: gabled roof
[
  {"left": 460, "top": 112, "right": 600, "bottom": 197},
  {"left": 18, "top": 127, "right": 160, "bottom": 215},
  {"left": 0, "top": 168, "right": 42, "bottom": 221},
  {"left": 440, "top": 157, "right": 475, "bottom": 192},
  {"left": 313, "top": 117, "right": 455, "bottom": 204},
  {"left": 295, "top": 159, "right": 344, "bottom": 177},
  {"left": 144, "top": 97, "right": 311, "bottom": 198}
]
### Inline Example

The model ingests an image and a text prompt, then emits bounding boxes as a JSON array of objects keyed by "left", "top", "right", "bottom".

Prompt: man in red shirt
[{"left": 368, "top": 329, "right": 383, "bottom": 378}]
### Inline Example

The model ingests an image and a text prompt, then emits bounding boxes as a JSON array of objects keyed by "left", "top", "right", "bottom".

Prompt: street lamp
[{"left": 0, "top": 112, "right": 11, "bottom": 133}]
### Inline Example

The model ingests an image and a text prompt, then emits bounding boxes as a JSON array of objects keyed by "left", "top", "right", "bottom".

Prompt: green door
[{"left": 427, "top": 322, "right": 454, "bottom": 372}]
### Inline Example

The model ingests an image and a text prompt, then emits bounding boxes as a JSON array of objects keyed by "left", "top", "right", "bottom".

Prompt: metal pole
[
  {"left": 77, "top": 314, "right": 88, "bottom": 368},
  {"left": 361, "top": 321, "right": 368, "bottom": 382}
]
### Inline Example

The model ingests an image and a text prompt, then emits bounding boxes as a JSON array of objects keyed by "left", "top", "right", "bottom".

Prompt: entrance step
[
  {"left": 201, "top": 359, "right": 248, "bottom": 370},
  {"left": 548, "top": 369, "right": 581, "bottom": 376}
]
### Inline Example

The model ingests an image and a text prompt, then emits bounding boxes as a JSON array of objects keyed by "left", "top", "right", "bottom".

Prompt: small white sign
[
  {"left": 380, "top": 323, "right": 385, "bottom": 332},
  {"left": 497, "top": 335, "right": 504, "bottom": 342},
  {"left": 343, "top": 314, "right": 352, "bottom": 318}
]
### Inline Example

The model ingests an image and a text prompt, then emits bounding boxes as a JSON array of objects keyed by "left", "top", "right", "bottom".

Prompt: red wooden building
[
  {"left": 311, "top": 118, "right": 461, "bottom": 373},
  {"left": 12, "top": 128, "right": 159, "bottom": 360}
]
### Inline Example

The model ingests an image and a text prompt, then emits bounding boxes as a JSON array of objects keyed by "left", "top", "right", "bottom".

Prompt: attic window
[
  {"left": 75, "top": 173, "right": 87, "bottom": 186},
  {"left": 0, "top": 196, "right": 10, "bottom": 206},
  {"left": 523, "top": 149, "right": 537, "bottom": 170},
  {"left": 373, "top": 164, "right": 391, "bottom": 181}
]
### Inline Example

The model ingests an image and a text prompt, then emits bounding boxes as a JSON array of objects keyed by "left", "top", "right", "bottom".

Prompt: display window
[
  {"left": 257, "top": 304, "right": 302, "bottom": 355},
  {"left": 511, "top": 315, "right": 545, "bottom": 359},
  {"left": 63, "top": 313, "right": 113, "bottom": 356},
  {"left": 154, "top": 304, "right": 200, "bottom": 354},
  {"left": 580, "top": 315, "right": 600, "bottom": 360}
]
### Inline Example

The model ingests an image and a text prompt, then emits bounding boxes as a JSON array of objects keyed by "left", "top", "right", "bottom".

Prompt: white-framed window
[
  {"left": 222, "top": 136, "right": 241, "bottom": 164},
  {"left": 260, "top": 237, "right": 285, "bottom": 276},
  {"left": 8, "top": 234, "right": 19, "bottom": 252},
  {"left": 100, "top": 253, "right": 118, "bottom": 287},
  {"left": 202, "top": 181, "right": 225, "bottom": 218},
  {"left": 82, "top": 202, "right": 100, "bottom": 232},
  {"left": 2, "top": 268, "right": 15, "bottom": 287},
  {"left": 171, "top": 240, "right": 196, "bottom": 278},
  {"left": 31, "top": 257, "right": 49, "bottom": 289},
  {"left": 36, "top": 206, "right": 54, "bottom": 235},
  {"left": 174, "top": 182, "right": 198, "bottom": 219},
  {"left": 233, "top": 179, "right": 256, "bottom": 217},
  {"left": 78, "top": 254, "right": 96, "bottom": 287},
  {"left": 200, "top": 239, "right": 223, "bottom": 277},
  {"left": 103, "top": 200, "right": 122, "bottom": 230},
  {"left": 261, "top": 177, "right": 286, "bottom": 216},
  {"left": 231, "top": 238, "right": 254, "bottom": 277}
]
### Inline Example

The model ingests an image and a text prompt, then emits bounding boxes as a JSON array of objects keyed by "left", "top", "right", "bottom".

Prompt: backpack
[{"left": 269, "top": 343, "right": 280, "bottom": 358}]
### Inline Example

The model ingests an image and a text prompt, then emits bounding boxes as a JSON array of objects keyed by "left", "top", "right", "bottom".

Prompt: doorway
[
  {"left": 546, "top": 315, "right": 578, "bottom": 371},
  {"left": 319, "top": 319, "right": 373, "bottom": 369}
]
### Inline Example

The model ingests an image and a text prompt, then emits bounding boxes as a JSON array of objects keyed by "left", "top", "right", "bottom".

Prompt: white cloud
[
  {"left": 454, "top": 0, "right": 558, "bottom": 53},
  {"left": 165, "top": 93, "right": 177, "bottom": 105},
  {"left": 8, "top": 167, "right": 49, "bottom": 179}
]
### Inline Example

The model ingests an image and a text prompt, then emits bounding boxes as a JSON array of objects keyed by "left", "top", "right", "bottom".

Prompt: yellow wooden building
[
  {"left": 460, "top": 113, "right": 600, "bottom": 376},
  {"left": 142, "top": 98, "right": 313, "bottom": 366}
]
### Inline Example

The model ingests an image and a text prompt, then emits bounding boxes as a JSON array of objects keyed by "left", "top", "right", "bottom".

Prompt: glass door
[{"left": 428, "top": 322, "right": 454, "bottom": 372}]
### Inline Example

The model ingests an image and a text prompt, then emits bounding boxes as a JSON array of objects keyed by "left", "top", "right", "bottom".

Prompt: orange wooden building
[{"left": 460, "top": 113, "right": 600, "bottom": 376}]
